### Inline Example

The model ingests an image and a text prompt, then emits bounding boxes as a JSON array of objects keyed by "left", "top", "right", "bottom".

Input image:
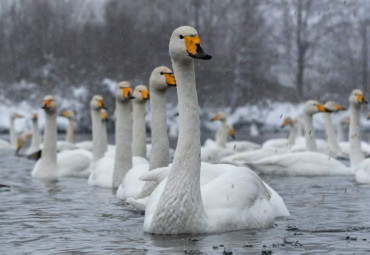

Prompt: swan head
[
  {"left": 16, "top": 131, "right": 32, "bottom": 154},
  {"left": 169, "top": 26, "right": 212, "bottom": 62},
  {"left": 10, "top": 112, "right": 23, "bottom": 119},
  {"left": 349, "top": 89, "right": 368, "bottom": 105},
  {"left": 211, "top": 112, "right": 227, "bottom": 122},
  {"left": 31, "top": 112, "right": 38, "bottom": 121},
  {"left": 90, "top": 95, "right": 104, "bottom": 111},
  {"left": 42, "top": 95, "right": 57, "bottom": 114},
  {"left": 304, "top": 100, "right": 331, "bottom": 115},
  {"left": 132, "top": 85, "right": 150, "bottom": 101},
  {"left": 101, "top": 109, "right": 108, "bottom": 122},
  {"left": 228, "top": 125, "right": 236, "bottom": 139},
  {"left": 324, "top": 101, "right": 346, "bottom": 112},
  {"left": 340, "top": 115, "right": 350, "bottom": 124},
  {"left": 116, "top": 81, "right": 134, "bottom": 102},
  {"left": 150, "top": 66, "right": 176, "bottom": 91},
  {"left": 60, "top": 110, "right": 75, "bottom": 120},
  {"left": 281, "top": 117, "right": 293, "bottom": 128}
]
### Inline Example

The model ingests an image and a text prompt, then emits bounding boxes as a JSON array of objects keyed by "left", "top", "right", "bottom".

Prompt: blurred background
[{"left": 0, "top": 0, "right": 369, "bottom": 134}]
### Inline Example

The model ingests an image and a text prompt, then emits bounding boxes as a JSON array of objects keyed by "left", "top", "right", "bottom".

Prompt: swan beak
[
  {"left": 211, "top": 114, "right": 219, "bottom": 121},
  {"left": 101, "top": 112, "right": 107, "bottom": 121},
  {"left": 163, "top": 73, "right": 176, "bottom": 87},
  {"left": 32, "top": 113, "right": 38, "bottom": 119},
  {"left": 122, "top": 87, "right": 134, "bottom": 99},
  {"left": 61, "top": 111, "right": 68, "bottom": 117},
  {"left": 42, "top": 100, "right": 51, "bottom": 109},
  {"left": 15, "top": 113, "right": 23, "bottom": 118},
  {"left": 357, "top": 94, "right": 368, "bottom": 104},
  {"left": 141, "top": 90, "right": 150, "bottom": 100},
  {"left": 335, "top": 104, "right": 346, "bottom": 111},
  {"left": 316, "top": 104, "right": 331, "bottom": 112},
  {"left": 97, "top": 100, "right": 104, "bottom": 109},
  {"left": 229, "top": 128, "right": 236, "bottom": 139},
  {"left": 16, "top": 143, "right": 21, "bottom": 153},
  {"left": 184, "top": 35, "right": 212, "bottom": 60},
  {"left": 281, "top": 118, "right": 288, "bottom": 128}
]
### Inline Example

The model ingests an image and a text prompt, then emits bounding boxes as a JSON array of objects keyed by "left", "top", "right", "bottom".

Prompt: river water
[{"left": 1, "top": 134, "right": 370, "bottom": 254}]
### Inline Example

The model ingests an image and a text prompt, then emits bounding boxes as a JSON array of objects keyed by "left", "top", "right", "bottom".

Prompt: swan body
[
  {"left": 75, "top": 141, "right": 93, "bottom": 151},
  {"left": 143, "top": 26, "right": 287, "bottom": 234},
  {"left": 221, "top": 147, "right": 288, "bottom": 165}
]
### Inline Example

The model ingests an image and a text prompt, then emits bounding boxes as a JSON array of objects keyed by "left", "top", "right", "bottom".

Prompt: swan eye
[
  {"left": 160, "top": 72, "right": 164, "bottom": 75},
  {"left": 179, "top": 35, "right": 184, "bottom": 39}
]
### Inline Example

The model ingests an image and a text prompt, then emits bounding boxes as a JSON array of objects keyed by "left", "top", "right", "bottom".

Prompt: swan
[
  {"left": 143, "top": 26, "right": 288, "bottom": 234},
  {"left": 262, "top": 117, "right": 297, "bottom": 149},
  {"left": 346, "top": 89, "right": 370, "bottom": 184},
  {"left": 31, "top": 95, "right": 93, "bottom": 180},
  {"left": 247, "top": 100, "right": 353, "bottom": 176},
  {"left": 26, "top": 113, "right": 42, "bottom": 156},
  {"left": 0, "top": 113, "right": 24, "bottom": 150},
  {"left": 117, "top": 66, "right": 176, "bottom": 200},
  {"left": 337, "top": 115, "right": 349, "bottom": 143},
  {"left": 15, "top": 131, "right": 32, "bottom": 155},
  {"left": 89, "top": 82, "right": 147, "bottom": 188}
]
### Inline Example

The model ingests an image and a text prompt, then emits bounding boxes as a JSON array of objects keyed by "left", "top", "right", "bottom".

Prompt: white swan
[
  {"left": 143, "top": 26, "right": 288, "bottom": 234},
  {"left": 247, "top": 100, "right": 353, "bottom": 176},
  {"left": 15, "top": 131, "right": 33, "bottom": 155},
  {"left": 346, "top": 89, "right": 370, "bottom": 184},
  {"left": 337, "top": 115, "right": 349, "bottom": 143},
  {"left": 117, "top": 66, "right": 176, "bottom": 200},
  {"left": 26, "top": 113, "right": 42, "bottom": 156},
  {"left": 262, "top": 117, "right": 297, "bottom": 149},
  {"left": 0, "top": 112, "right": 24, "bottom": 150},
  {"left": 32, "top": 95, "right": 93, "bottom": 180}
]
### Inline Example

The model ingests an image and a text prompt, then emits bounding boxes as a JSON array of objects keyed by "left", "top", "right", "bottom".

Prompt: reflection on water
[{"left": 1, "top": 135, "right": 370, "bottom": 254}]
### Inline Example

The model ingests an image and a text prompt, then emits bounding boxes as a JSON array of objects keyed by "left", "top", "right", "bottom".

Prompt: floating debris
[{"left": 223, "top": 247, "right": 233, "bottom": 254}]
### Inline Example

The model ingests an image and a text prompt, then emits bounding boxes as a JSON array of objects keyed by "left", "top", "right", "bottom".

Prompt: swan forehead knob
[
  {"left": 350, "top": 89, "right": 367, "bottom": 104},
  {"left": 324, "top": 101, "right": 346, "bottom": 112},
  {"left": 150, "top": 66, "right": 176, "bottom": 90},
  {"left": 304, "top": 100, "right": 331, "bottom": 114},
  {"left": 133, "top": 85, "right": 150, "bottom": 101},
  {"left": 116, "top": 81, "right": 134, "bottom": 100},
  {"left": 169, "top": 26, "right": 212, "bottom": 61},
  {"left": 42, "top": 95, "right": 57, "bottom": 112}
]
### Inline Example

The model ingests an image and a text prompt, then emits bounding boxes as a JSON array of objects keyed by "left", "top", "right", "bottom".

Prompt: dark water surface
[{"left": 1, "top": 134, "right": 370, "bottom": 254}]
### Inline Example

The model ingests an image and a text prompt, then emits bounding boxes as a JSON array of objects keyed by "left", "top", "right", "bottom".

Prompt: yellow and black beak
[
  {"left": 15, "top": 113, "right": 23, "bottom": 118},
  {"left": 357, "top": 94, "right": 368, "bottom": 104},
  {"left": 61, "top": 111, "right": 68, "bottom": 117},
  {"left": 163, "top": 72, "right": 176, "bottom": 87},
  {"left": 281, "top": 119, "right": 289, "bottom": 128},
  {"left": 101, "top": 111, "right": 107, "bottom": 121},
  {"left": 97, "top": 100, "right": 104, "bottom": 109},
  {"left": 42, "top": 100, "right": 51, "bottom": 109},
  {"left": 141, "top": 90, "right": 150, "bottom": 100},
  {"left": 211, "top": 114, "right": 219, "bottom": 121},
  {"left": 229, "top": 128, "right": 236, "bottom": 139},
  {"left": 16, "top": 143, "right": 21, "bottom": 155},
  {"left": 335, "top": 104, "right": 347, "bottom": 111},
  {"left": 316, "top": 104, "right": 332, "bottom": 113},
  {"left": 184, "top": 35, "right": 212, "bottom": 60},
  {"left": 122, "top": 87, "right": 134, "bottom": 99}
]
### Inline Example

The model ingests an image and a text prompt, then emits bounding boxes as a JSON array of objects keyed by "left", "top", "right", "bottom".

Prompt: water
[{"left": 1, "top": 135, "right": 370, "bottom": 254}]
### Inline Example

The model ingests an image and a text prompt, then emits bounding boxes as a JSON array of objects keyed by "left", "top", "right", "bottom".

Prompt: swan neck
[
  {"left": 9, "top": 117, "right": 16, "bottom": 147},
  {"left": 112, "top": 100, "right": 132, "bottom": 188},
  {"left": 65, "top": 119, "right": 74, "bottom": 143},
  {"left": 40, "top": 112, "right": 57, "bottom": 169},
  {"left": 149, "top": 88, "right": 169, "bottom": 170},
  {"left": 215, "top": 121, "right": 228, "bottom": 148},
  {"left": 101, "top": 121, "right": 108, "bottom": 153},
  {"left": 30, "top": 119, "right": 41, "bottom": 150},
  {"left": 132, "top": 101, "right": 147, "bottom": 157},
  {"left": 303, "top": 112, "right": 317, "bottom": 151},
  {"left": 287, "top": 123, "right": 296, "bottom": 145},
  {"left": 337, "top": 120, "right": 345, "bottom": 142},
  {"left": 349, "top": 103, "right": 364, "bottom": 166},
  {"left": 91, "top": 109, "right": 105, "bottom": 161},
  {"left": 323, "top": 113, "right": 341, "bottom": 152}
]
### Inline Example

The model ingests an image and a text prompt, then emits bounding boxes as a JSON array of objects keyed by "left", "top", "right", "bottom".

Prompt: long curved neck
[
  {"left": 303, "top": 112, "right": 317, "bottom": 151},
  {"left": 349, "top": 103, "right": 364, "bottom": 166},
  {"left": 323, "top": 113, "right": 341, "bottom": 152},
  {"left": 215, "top": 121, "right": 228, "bottom": 148},
  {"left": 295, "top": 119, "right": 303, "bottom": 138},
  {"left": 151, "top": 59, "right": 206, "bottom": 233},
  {"left": 30, "top": 119, "right": 41, "bottom": 150},
  {"left": 112, "top": 100, "right": 132, "bottom": 188},
  {"left": 91, "top": 109, "right": 105, "bottom": 161},
  {"left": 337, "top": 120, "right": 345, "bottom": 142},
  {"left": 9, "top": 118, "right": 16, "bottom": 147},
  {"left": 132, "top": 101, "right": 147, "bottom": 157},
  {"left": 287, "top": 123, "right": 296, "bottom": 145},
  {"left": 40, "top": 112, "right": 57, "bottom": 169},
  {"left": 65, "top": 119, "right": 74, "bottom": 143},
  {"left": 149, "top": 88, "right": 170, "bottom": 170}
]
